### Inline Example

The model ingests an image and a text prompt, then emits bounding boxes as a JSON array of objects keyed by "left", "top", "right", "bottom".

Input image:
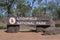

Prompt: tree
[
  {"left": 16, "top": 3, "right": 32, "bottom": 17},
  {"left": 0, "top": 0, "right": 42, "bottom": 17},
  {"left": 17, "top": 0, "right": 42, "bottom": 16},
  {"left": 32, "top": 7, "right": 46, "bottom": 16},
  {"left": 0, "top": 0, "right": 15, "bottom": 16},
  {"left": 55, "top": 7, "right": 60, "bottom": 20}
]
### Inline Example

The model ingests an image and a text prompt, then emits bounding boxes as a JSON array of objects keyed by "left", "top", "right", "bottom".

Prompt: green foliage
[
  {"left": 37, "top": 0, "right": 42, "bottom": 4},
  {"left": 48, "top": 1, "right": 56, "bottom": 10},
  {"left": 17, "top": 4, "right": 32, "bottom": 16},
  {"left": 0, "top": 25, "right": 6, "bottom": 29},
  {"left": 0, "top": 13, "right": 6, "bottom": 23},
  {"left": 56, "top": 7, "right": 60, "bottom": 19},
  {"left": 0, "top": 26, "right": 3, "bottom": 29},
  {"left": 32, "top": 7, "right": 46, "bottom": 16},
  {"left": 0, "top": 0, "right": 60, "bottom": 18},
  {"left": 22, "top": 13, "right": 25, "bottom": 17},
  {"left": 32, "top": 8, "right": 38, "bottom": 16}
]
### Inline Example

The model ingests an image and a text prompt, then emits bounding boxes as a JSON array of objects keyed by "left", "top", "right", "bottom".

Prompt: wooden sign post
[{"left": 7, "top": 16, "right": 51, "bottom": 33}]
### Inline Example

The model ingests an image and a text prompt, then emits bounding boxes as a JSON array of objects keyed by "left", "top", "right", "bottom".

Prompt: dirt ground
[{"left": 0, "top": 29, "right": 60, "bottom": 40}]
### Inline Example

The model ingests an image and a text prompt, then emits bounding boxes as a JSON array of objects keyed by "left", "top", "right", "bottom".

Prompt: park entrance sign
[
  {"left": 7, "top": 15, "right": 51, "bottom": 33},
  {"left": 8, "top": 17, "right": 51, "bottom": 25}
]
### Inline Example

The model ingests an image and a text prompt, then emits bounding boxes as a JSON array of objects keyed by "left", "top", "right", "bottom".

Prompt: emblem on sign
[{"left": 9, "top": 17, "right": 16, "bottom": 24}]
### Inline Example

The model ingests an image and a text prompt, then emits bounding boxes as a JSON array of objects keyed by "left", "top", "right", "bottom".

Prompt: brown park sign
[
  {"left": 8, "top": 16, "right": 51, "bottom": 26},
  {"left": 7, "top": 15, "right": 53, "bottom": 33},
  {"left": 6, "top": 13, "right": 55, "bottom": 33}
]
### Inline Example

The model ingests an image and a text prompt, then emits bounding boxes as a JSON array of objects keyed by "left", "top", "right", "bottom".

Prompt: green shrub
[
  {"left": 0, "top": 26, "right": 6, "bottom": 29},
  {"left": 55, "top": 24, "right": 60, "bottom": 27},
  {"left": 0, "top": 26, "right": 3, "bottom": 29}
]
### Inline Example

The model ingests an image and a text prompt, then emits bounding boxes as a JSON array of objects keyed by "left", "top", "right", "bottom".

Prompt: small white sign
[{"left": 9, "top": 17, "right": 16, "bottom": 24}]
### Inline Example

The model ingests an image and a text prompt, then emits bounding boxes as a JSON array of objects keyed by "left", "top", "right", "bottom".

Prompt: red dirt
[{"left": 0, "top": 30, "right": 60, "bottom": 40}]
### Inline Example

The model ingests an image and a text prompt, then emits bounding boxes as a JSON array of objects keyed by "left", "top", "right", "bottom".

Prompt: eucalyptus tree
[{"left": 15, "top": 0, "right": 43, "bottom": 17}]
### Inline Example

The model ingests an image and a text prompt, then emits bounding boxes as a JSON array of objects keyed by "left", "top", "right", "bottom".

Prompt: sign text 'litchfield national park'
[{"left": 8, "top": 17, "right": 50, "bottom": 25}]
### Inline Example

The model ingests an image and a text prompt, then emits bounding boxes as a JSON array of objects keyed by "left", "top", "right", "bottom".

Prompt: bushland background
[{"left": 0, "top": 0, "right": 60, "bottom": 28}]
